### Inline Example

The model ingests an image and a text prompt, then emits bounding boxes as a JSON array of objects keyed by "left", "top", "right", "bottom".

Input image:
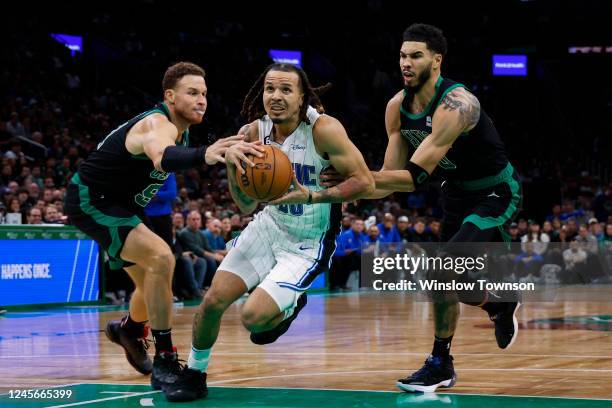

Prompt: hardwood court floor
[{"left": 1, "top": 287, "right": 611, "bottom": 407}]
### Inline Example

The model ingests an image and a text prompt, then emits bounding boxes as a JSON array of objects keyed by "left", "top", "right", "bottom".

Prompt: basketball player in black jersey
[
  {"left": 367, "top": 24, "right": 522, "bottom": 392},
  {"left": 64, "top": 62, "right": 262, "bottom": 402}
]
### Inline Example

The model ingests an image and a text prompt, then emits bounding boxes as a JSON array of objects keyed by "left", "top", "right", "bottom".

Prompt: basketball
[{"left": 236, "top": 145, "right": 293, "bottom": 201}]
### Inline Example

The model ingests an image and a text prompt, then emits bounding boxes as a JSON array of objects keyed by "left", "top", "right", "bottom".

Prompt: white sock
[{"left": 187, "top": 345, "right": 211, "bottom": 373}]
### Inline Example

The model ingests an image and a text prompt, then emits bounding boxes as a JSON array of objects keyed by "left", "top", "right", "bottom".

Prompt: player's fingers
[
  {"left": 234, "top": 159, "right": 245, "bottom": 173},
  {"left": 239, "top": 154, "right": 256, "bottom": 167},
  {"left": 242, "top": 146, "right": 264, "bottom": 157}
]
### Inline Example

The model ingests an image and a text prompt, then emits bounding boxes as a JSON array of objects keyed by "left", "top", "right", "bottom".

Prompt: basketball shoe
[
  {"left": 397, "top": 355, "right": 456, "bottom": 393},
  {"left": 105, "top": 320, "right": 152, "bottom": 374}
]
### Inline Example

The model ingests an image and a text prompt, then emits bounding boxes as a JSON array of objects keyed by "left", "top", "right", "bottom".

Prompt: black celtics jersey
[
  {"left": 77, "top": 102, "right": 188, "bottom": 212},
  {"left": 400, "top": 76, "right": 508, "bottom": 181}
]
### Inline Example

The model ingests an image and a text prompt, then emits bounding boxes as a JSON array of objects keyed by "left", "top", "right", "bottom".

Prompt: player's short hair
[
  {"left": 402, "top": 23, "right": 448, "bottom": 56},
  {"left": 162, "top": 62, "right": 206, "bottom": 91}
]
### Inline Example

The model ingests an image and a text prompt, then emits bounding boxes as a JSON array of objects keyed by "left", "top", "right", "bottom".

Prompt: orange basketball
[{"left": 236, "top": 145, "right": 293, "bottom": 201}]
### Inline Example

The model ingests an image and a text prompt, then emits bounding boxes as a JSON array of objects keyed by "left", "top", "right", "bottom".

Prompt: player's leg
[
  {"left": 104, "top": 264, "right": 152, "bottom": 375},
  {"left": 120, "top": 223, "right": 200, "bottom": 400},
  {"left": 180, "top": 219, "right": 273, "bottom": 401},
  {"left": 246, "top": 248, "right": 318, "bottom": 345},
  {"left": 397, "top": 212, "right": 462, "bottom": 393}
]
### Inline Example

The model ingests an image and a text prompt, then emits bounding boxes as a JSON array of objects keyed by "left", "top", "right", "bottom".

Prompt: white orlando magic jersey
[{"left": 258, "top": 106, "right": 333, "bottom": 241}]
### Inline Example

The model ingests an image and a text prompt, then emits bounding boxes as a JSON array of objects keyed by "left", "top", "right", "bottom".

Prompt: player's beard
[{"left": 404, "top": 62, "right": 433, "bottom": 94}]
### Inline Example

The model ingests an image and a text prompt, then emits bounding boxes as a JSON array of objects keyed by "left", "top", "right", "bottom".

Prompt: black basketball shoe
[
  {"left": 397, "top": 355, "right": 457, "bottom": 393},
  {"left": 151, "top": 349, "right": 183, "bottom": 391},
  {"left": 105, "top": 320, "right": 152, "bottom": 375},
  {"left": 250, "top": 292, "right": 307, "bottom": 345},
  {"left": 486, "top": 299, "right": 521, "bottom": 349},
  {"left": 163, "top": 368, "right": 208, "bottom": 402}
]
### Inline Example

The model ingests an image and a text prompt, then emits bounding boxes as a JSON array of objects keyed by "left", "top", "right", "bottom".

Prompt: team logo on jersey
[
  {"left": 401, "top": 129, "right": 457, "bottom": 170},
  {"left": 426, "top": 116, "right": 432, "bottom": 128},
  {"left": 291, "top": 144, "right": 306, "bottom": 150}
]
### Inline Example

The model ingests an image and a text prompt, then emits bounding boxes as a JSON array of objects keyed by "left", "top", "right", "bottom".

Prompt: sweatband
[
  {"left": 406, "top": 160, "right": 430, "bottom": 188},
  {"left": 161, "top": 145, "right": 206, "bottom": 171}
]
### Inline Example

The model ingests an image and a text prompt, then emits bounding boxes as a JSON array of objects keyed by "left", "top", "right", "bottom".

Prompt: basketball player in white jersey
[{"left": 177, "top": 63, "right": 374, "bottom": 400}]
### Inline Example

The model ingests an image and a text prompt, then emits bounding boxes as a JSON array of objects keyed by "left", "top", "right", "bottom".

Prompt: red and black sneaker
[{"left": 105, "top": 320, "right": 152, "bottom": 375}]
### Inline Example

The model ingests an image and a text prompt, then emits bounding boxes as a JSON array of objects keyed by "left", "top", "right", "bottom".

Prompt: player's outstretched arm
[
  {"left": 226, "top": 123, "right": 263, "bottom": 214},
  {"left": 373, "top": 87, "right": 480, "bottom": 192},
  {"left": 139, "top": 114, "right": 245, "bottom": 172},
  {"left": 270, "top": 116, "right": 374, "bottom": 205}
]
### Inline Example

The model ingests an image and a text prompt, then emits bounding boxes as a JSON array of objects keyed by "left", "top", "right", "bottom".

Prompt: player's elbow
[{"left": 355, "top": 172, "right": 376, "bottom": 198}]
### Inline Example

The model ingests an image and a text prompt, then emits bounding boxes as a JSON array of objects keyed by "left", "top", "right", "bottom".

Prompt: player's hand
[
  {"left": 205, "top": 134, "right": 248, "bottom": 165},
  {"left": 319, "top": 166, "right": 346, "bottom": 188},
  {"left": 225, "top": 140, "right": 265, "bottom": 173},
  {"left": 268, "top": 174, "right": 310, "bottom": 205}
]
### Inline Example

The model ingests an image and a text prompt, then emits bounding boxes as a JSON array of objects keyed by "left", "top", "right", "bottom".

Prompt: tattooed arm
[
  {"left": 226, "top": 122, "right": 261, "bottom": 214},
  {"left": 372, "top": 87, "right": 481, "bottom": 192},
  {"left": 269, "top": 115, "right": 374, "bottom": 205}
]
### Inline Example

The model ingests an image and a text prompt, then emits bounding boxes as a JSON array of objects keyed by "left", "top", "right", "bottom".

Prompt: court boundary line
[{"left": 13, "top": 382, "right": 611, "bottom": 403}]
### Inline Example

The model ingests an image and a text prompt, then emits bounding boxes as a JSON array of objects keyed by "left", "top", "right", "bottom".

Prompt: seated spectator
[
  {"left": 428, "top": 219, "right": 441, "bottom": 242},
  {"left": 220, "top": 216, "right": 233, "bottom": 243},
  {"left": 178, "top": 210, "right": 222, "bottom": 287},
  {"left": 397, "top": 215, "right": 411, "bottom": 242},
  {"left": 171, "top": 212, "right": 206, "bottom": 300},
  {"left": 513, "top": 241, "right": 544, "bottom": 280},
  {"left": 406, "top": 217, "right": 434, "bottom": 242},
  {"left": 43, "top": 204, "right": 61, "bottom": 223},
  {"left": 562, "top": 240, "right": 588, "bottom": 282},
  {"left": 575, "top": 224, "right": 598, "bottom": 256},
  {"left": 520, "top": 220, "right": 550, "bottom": 256},
  {"left": 27, "top": 207, "right": 43, "bottom": 224},
  {"left": 331, "top": 218, "right": 367, "bottom": 290},
  {"left": 377, "top": 212, "right": 401, "bottom": 243},
  {"left": 202, "top": 218, "right": 227, "bottom": 256}
]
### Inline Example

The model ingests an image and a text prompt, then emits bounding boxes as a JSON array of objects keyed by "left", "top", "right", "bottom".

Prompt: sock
[
  {"left": 151, "top": 328, "right": 173, "bottom": 355},
  {"left": 432, "top": 335, "right": 452, "bottom": 358},
  {"left": 188, "top": 346, "right": 211, "bottom": 373},
  {"left": 121, "top": 314, "right": 147, "bottom": 337}
]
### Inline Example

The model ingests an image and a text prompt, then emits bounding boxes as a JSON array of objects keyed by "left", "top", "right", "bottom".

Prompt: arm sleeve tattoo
[{"left": 440, "top": 89, "right": 481, "bottom": 130}]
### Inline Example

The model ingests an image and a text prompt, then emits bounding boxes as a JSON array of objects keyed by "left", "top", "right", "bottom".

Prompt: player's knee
[
  {"left": 203, "top": 289, "right": 231, "bottom": 316},
  {"left": 240, "top": 306, "right": 271, "bottom": 332},
  {"left": 148, "top": 250, "right": 175, "bottom": 277}
]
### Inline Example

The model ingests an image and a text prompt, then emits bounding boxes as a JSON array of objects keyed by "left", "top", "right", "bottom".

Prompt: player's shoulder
[
  {"left": 387, "top": 90, "right": 405, "bottom": 110},
  {"left": 136, "top": 112, "right": 177, "bottom": 135},
  {"left": 312, "top": 113, "right": 343, "bottom": 136}
]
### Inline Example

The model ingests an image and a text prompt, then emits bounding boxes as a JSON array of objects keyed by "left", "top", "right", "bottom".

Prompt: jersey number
[
  {"left": 135, "top": 183, "right": 163, "bottom": 207},
  {"left": 278, "top": 204, "right": 304, "bottom": 216}
]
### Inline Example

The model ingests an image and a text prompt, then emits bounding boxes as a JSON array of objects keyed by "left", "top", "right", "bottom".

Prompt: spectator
[
  {"left": 220, "top": 217, "right": 233, "bottom": 243},
  {"left": 377, "top": 213, "right": 401, "bottom": 243},
  {"left": 520, "top": 220, "right": 550, "bottom": 256},
  {"left": 428, "top": 219, "right": 441, "bottom": 242},
  {"left": 171, "top": 212, "right": 206, "bottom": 300},
  {"left": 575, "top": 224, "right": 598, "bottom": 256},
  {"left": 563, "top": 240, "right": 588, "bottom": 281},
  {"left": 202, "top": 218, "right": 227, "bottom": 256},
  {"left": 6, "top": 113, "right": 25, "bottom": 137},
  {"left": 178, "top": 210, "right": 222, "bottom": 287},
  {"left": 27, "top": 207, "right": 43, "bottom": 225},
  {"left": 406, "top": 217, "right": 433, "bottom": 243},
  {"left": 331, "top": 218, "right": 367, "bottom": 290},
  {"left": 43, "top": 204, "right": 61, "bottom": 223},
  {"left": 397, "top": 215, "right": 411, "bottom": 241},
  {"left": 513, "top": 241, "right": 544, "bottom": 280}
]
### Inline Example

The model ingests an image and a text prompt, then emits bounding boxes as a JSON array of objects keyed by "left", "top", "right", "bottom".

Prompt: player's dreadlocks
[{"left": 241, "top": 63, "right": 332, "bottom": 124}]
